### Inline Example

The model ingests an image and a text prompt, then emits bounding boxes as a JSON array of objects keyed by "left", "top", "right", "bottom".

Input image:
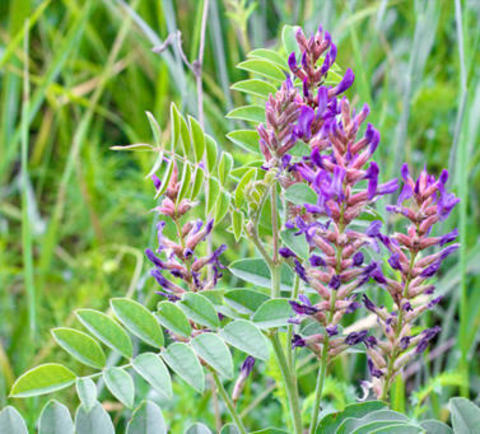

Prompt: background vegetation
[{"left": 1, "top": 0, "right": 479, "bottom": 431}]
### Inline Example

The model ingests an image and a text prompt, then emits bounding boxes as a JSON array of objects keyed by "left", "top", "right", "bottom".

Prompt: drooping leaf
[
  {"left": 229, "top": 258, "right": 294, "bottom": 291},
  {"left": 162, "top": 342, "right": 205, "bottom": 393},
  {"left": 284, "top": 183, "right": 317, "bottom": 205},
  {"left": 75, "top": 378, "right": 97, "bottom": 411},
  {"left": 126, "top": 400, "right": 167, "bottom": 434},
  {"left": 224, "top": 289, "right": 269, "bottom": 314},
  {"left": 51, "top": 328, "right": 106, "bottom": 369},
  {"left": 191, "top": 333, "right": 234, "bottom": 379},
  {"left": 231, "top": 79, "right": 278, "bottom": 99},
  {"left": 237, "top": 59, "right": 285, "bottom": 82},
  {"left": 280, "top": 229, "right": 309, "bottom": 259},
  {"left": 189, "top": 115, "right": 205, "bottom": 163},
  {"left": 226, "top": 130, "right": 261, "bottom": 154},
  {"left": 132, "top": 352, "right": 172, "bottom": 400},
  {"left": 145, "top": 111, "right": 162, "bottom": 147},
  {"left": 226, "top": 105, "right": 265, "bottom": 123},
  {"left": 156, "top": 301, "right": 192, "bottom": 338},
  {"left": 103, "top": 367, "right": 135, "bottom": 408},
  {"left": 179, "top": 293, "right": 220, "bottom": 329},
  {"left": 252, "top": 299, "right": 293, "bottom": 329},
  {"left": 75, "top": 403, "right": 114, "bottom": 434},
  {"left": 0, "top": 407, "right": 27, "bottom": 434},
  {"left": 38, "top": 400, "right": 74, "bottom": 434},
  {"left": 110, "top": 298, "right": 164, "bottom": 349},
  {"left": 10, "top": 364, "right": 76, "bottom": 398},
  {"left": 75, "top": 309, "right": 133, "bottom": 359},
  {"left": 450, "top": 397, "right": 480, "bottom": 434},
  {"left": 220, "top": 319, "right": 269, "bottom": 360}
]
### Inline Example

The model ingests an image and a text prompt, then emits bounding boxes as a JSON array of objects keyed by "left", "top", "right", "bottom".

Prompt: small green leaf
[
  {"left": 226, "top": 105, "right": 265, "bottom": 123},
  {"left": 103, "top": 367, "right": 135, "bottom": 408},
  {"left": 231, "top": 79, "right": 277, "bottom": 99},
  {"left": 226, "top": 130, "right": 261, "bottom": 154},
  {"left": 185, "top": 423, "right": 212, "bottom": 434},
  {"left": 237, "top": 59, "right": 285, "bottom": 82},
  {"left": 420, "top": 420, "right": 452, "bottom": 434},
  {"left": 235, "top": 168, "right": 256, "bottom": 208},
  {"left": 282, "top": 25, "right": 300, "bottom": 57},
  {"left": 220, "top": 319, "right": 269, "bottom": 360},
  {"left": 145, "top": 112, "right": 162, "bottom": 147},
  {"left": 190, "top": 166, "right": 205, "bottom": 200},
  {"left": 252, "top": 299, "right": 293, "bottom": 329},
  {"left": 248, "top": 48, "right": 288, "bottom": 70},
  {"left": 450, "top": 397, "right": 480, "bottom": 434},
  {"left": 76, "top": 309, "right": 133, "bottom": 359},
  {"left": 75, "top": 403, "right": 114, "bottom": 434},
  {"left": 206, "top": 177, "right": 220, "bottom": 214},
  {"left": 224, "top": 289, "right": 269, "bottom": 314},
  {"left": 52, "top": 327, "right": 106, "bottom": 369},
  {"left": 177, "top": 162, "right": 192, "bottom": 203},
  {"left": 132, "top": 353, "right": 172, "bottom": 400},
  {"left": 162, "top": 342, "right": 205, "bottom": 393},
  {"left": 205, "top": 135, "right": 218, "bottom": 172},
  {"left": 179, "top": 114, "right": 191, "bottom": 158},
  {"left": 169, "top": 102, "right": 181, "bottom": 150},
  {"left": 232, "top": 210, "right": 243, "bottom": 241},
  {"left": 10, "top": 364, "right": 76, "bottom": 398},
  {"left": 280, "top": 229, "right": 309, "bottom": 259},
  {"left": 75, "top": 378, "right": 97, "bottom": 411},
  {"left": 189, "top": 116, "right": 205, "bottom": 163},
  {"left": 191, "top": 333, "right": 233, "bottom": 379},
  {"left": 218, "top": 152, "right": 233, "bottom": 184},
  {"left": 229, "top": 258, "right": 294, "bottom": 291},
  {"left": 110, "top": 298, "right": 164, "bottom": 349},
  {"left": 156, "top": 301, "right": 192, "bottom": 338},
  {"left": 155, "top": 158, "right": 175, "bottom": 198},
  {"left": 215, "top": 191, "right": 231, "bottom": 224},
  {"left": 38, "top": 400, "right": 74, "bottom": 434},
  {"left": 126, "top": 401, "right": 167, "bottom": 434},
  {"left": 180, "top": 293, "right": 220, "bottom": 329},
  {"left": 0, "top": 407, "right": 27, "bottom": 434},
  {"left": 284, "top": 183, "right": 317, "bottom": 205}
]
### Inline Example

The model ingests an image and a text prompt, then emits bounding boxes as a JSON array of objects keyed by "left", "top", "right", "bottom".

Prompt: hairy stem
[{"left": 212, "top": 371, "right": 247, "bottom": 434}]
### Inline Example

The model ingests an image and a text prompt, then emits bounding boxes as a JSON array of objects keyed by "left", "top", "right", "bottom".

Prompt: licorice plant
[{"left": 1, "top": 25, "right": 468, "bottom": 434}]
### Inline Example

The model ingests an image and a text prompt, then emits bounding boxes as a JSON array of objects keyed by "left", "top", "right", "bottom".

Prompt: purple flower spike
[
  {"left": 310, "top": 254, "right": 326, "bottom": 267},
  {"left": 240, "top": 356, "right": 255, "bottom": 377},
  {"left": 345, "top": 330, "right": 368, "bottom": 345},
  {"left": 332, "top": 68, "right": 355, "bottom": 95},
  {"left": 439, "top": 244, "right": 459, "bottom": 260},
  {"left": 151, "top": 269, "right": 173, "bottom": 290},
  {"left": 279, "top": 247, "right": 296, "bottom": 258},
  {"left": 292, "top": 334, "right": 306, "bottom": 348},
  {"left": 289, "top": 300, "right": 318, "bottom": 315}
]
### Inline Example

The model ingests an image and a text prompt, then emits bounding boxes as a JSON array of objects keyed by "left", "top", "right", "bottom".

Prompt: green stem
[
  {"left": 270, "top": 333, "right": 303, "bottom": 434},
  {"left": 287, "top": 275, "right": 300, "bottom": 371},
  {"left": 212, "top": 371, "right": 247, "bottom": 434}
]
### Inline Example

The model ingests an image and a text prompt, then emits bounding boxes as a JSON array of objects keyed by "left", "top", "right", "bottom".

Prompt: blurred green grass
[{"left": 1, "top": 0, "right": 480, "bottom": 429}]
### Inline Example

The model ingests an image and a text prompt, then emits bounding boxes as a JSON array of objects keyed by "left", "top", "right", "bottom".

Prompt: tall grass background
[{"left": 1, "top": 0, "right": 480, "bottom": 430}]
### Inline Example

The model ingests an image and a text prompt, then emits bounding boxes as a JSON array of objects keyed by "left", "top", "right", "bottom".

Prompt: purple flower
[
  {"left": 362, "top": 294, "right": 376, "bottom": 312},
  {"left": 332, "top": 68, "right": 355, "bottom": 95},
  {"left": 353, "top": 252, "right": 364, "bottom": 266},
  {"left": 292, "top": 334, "right": 306, "bottom": 348},
  {"left": 368, "top": 358, "right": 383, "bottom": 378},
  {"left": 298, "top": 294, "right": 312, "bottom": 305},
  {"left": 366, "top": 220, "right": 382, "bottom": 237},
  {"left": 415, "top": 326, "right": 441, "bottom": 354},
  {"left": 364, "top": 161, "right": 379, "bottom": 200},
  {"left": 437, "top": 187, "right": 460, "bottom": 220},
  {"left": 240, "top": 356, "right": 255, "bottom": 377},
  {"left": 388, "top": 252, "right": 402, "bottom": 271},
  {"left": 326, "top": 325, "right": 339, "bottom": 336},
  {"left": 309, "top": 254, "right": 326, "bottom": 267},
  {"left": 295, "top": 106, "right": 315, "bottom": 139},
  {"left": 151, "top": 269, "right": 174, "bottom": 291},
  {"left": 365, "top": 124, "right": 380, "bottom": 154},
  {"left": 151, "top": 174, "right": 161, "bottom": 190},
  {"left": 346, "top": 301, "right": 361, "bottom": 314},
  {"left": 427, "top": 297, "right": 442, "bottom": 309},
  {"left": 365, "top": 336, "right": 377, "bottom": 348},
  {"left": 439, "top": 244, "right": 459, "bottom": 260},
  {"left": 329, "top": 274, "right": 341, "bottom": 290},
  {"left": 402, "top": 301, "right": 413, "bottom": 312},
  {"left": 345, "top": 330, "right": 368, "bottom": 345},
  {"left": 288, "top": 52, "right": 297, "bottom": 72},
  {"left": 420, "top": 262, "right": 440, "bottom": 278},
  {"left": 399, "top": 336, "right": 411, "bottom": 350},
  {"left": 145, "top": 248, "right": 165, "bottom": 268},
  {"left": 317, "top": 86, "right": 328, "bottom": 113},
  {"left": 279, "top": 247, "right": 297, "bottom": 258},
  {"left": 289, "top": 300, "right": 318, "bottom": 315},
  {"left": 370, "top": 264, "right": 387, "bottom": 284},
  {"left": 397, "top": 183, "right": 413, "bottom": 204},
  {"left": 439, "top": 228, "right": 458, "bottom": 246},
  {"left": 294, "top": 259, "right": 309, "bottom": 282}
]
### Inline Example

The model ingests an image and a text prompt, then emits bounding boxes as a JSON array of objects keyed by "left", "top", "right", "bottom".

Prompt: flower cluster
[
  {"left": 145, "top": 162, "right": 226, "bottom": 299},
  {"left": 362, "top": 166, "right": 458, "bottom": 398}
]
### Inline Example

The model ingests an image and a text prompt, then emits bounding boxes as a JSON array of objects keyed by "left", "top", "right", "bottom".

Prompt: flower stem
[
  {"left": 212, "top": 371, "right": 247, "bottom": 434},
  {"left": 287, "top": 275, "right": 300, "bottom": 371},
  {"left": 270, "top": 333, "right": 303, "bottom": 434}
]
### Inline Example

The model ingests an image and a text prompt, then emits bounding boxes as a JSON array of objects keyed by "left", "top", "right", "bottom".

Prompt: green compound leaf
[
  {"left": 252, "top": 299, "right": 293, "bottom": 329},
  {"left": 132, "top": 352, "right": 172, "bottom": 400},
  {"left": 0, "top": 406, "right": 28, "bottom": 434},
  {"left": 110, "top": 298, "right": 164, "bottom": 349},
  {"left": 180, "top": 292, "right": 220, "bottom": 329},
  {"left": 126, "top": 401, "right": 167, "bottom": 434},
  {"left": 191, "top": 333, "right": 234, "bottom": 379},
  {"left": 10, "top": 363, "right": 76, "bottom": 398},
  {"left": 220, "top": 319, "right": 269, "bottom": 360},
  {"left": 75, "top": 309, "right": 133, "bottom": 359},
  {"left": 38, "top": 400, "right": 74, "bottom": 434},
  {"left": 103, "top": 367, "right": 135, "bottom": 409},
  {"left": 162, "top": 342, "right": 205, "bottom": 393},
  {"left": 156, "top": 301, "right": 192, "bottom": 338},
  {"left": 51, "top": 327, "right": 106, "bottom": 369},
  {"left": 75, "top": 378, "right": 97, "bottom": 411},
  {"left": 75, "top": 403, "right": 114, "bottom": 434}
]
